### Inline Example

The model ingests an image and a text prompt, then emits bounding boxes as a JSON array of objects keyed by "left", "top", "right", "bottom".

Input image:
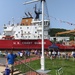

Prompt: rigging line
[
  {"left": 50, "top": 16, "right": 75, "bottom": 26},
  {"left": 45, "top": 1, "right": 50, "bottom": 20},
  {"left": 39, "top": 1, "right": 42, "bottom": 11}
]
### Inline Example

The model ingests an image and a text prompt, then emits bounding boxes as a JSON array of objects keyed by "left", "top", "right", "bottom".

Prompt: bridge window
[{"left": 4, "top": 27, "right": 7, "bottom": 29}]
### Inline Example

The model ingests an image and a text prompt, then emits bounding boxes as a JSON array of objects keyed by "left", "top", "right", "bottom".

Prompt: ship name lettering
[
  {"left": 22, "top": 42, "right": 32, "bottom": 44},
  {"left": 13, "top": 41, "right": 46, "bottom": 45},
  {"left": 34, "top": 42, "right": 46, "bottom": 44}
]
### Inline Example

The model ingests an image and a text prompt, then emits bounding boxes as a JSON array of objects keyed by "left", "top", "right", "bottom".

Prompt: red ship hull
[{"left": 0, "top": 39, "right": 52, "bottom": 50}]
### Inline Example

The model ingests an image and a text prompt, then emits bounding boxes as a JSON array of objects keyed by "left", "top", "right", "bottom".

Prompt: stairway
[
  {"left": 13, "top": 69, "right": 49, "bottom": 75},
  {"left": 13, "top": 69, "right": 24, "bottom": 75}
]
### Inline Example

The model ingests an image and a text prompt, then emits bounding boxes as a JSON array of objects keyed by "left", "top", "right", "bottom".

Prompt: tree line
[{"left": 48, "top": 28, "right": 75, "bottom": 37}]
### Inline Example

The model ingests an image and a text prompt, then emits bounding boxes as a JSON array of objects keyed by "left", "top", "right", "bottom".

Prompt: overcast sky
[{"left": 0, "top": 0, "right": 75, "bottom": 33}]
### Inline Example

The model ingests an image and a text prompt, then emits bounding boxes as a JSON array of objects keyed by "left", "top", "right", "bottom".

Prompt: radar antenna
[{"left": 34, "top": 4, "right": 42, "bottom": 19}]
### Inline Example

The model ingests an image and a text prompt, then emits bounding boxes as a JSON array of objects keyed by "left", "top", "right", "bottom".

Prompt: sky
[{"left": 0, "top": 0, "right": 75, "bottom": 33}]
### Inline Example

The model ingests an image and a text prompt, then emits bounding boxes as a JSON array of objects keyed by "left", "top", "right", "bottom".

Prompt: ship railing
[
  {"left": 14, "top": 58, "right": 42, "bottom": 75},
  {"left": 56, "top": 67, "right": 63, "bottom": 75}
]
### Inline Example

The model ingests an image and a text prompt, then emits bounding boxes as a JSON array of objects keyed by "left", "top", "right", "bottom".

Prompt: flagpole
[
  {"left": 41, "top": 0, "right": 45, "bottom": 71},
  {"left": 23, "top": 0, "right": 45, "bottom": 71}
]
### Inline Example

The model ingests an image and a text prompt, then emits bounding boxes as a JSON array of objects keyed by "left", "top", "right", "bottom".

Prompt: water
[{"left": 0, "top": 57, "right": 6, "bottom": 65}]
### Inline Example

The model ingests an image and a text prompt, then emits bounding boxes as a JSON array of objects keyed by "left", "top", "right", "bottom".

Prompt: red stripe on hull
[{"left": 0, "top": 39, "right": 52, "bottom": 50}]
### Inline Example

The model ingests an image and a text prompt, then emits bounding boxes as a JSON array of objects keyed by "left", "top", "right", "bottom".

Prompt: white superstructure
[{"left": 2, "top": 18, "right": 50, "bottom": 40}]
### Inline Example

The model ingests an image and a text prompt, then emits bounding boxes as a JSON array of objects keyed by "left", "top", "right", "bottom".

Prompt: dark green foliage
[
  {"left": 48, "top": 28, "right": 74, "bottom": 37},
  {"left": 69, "top": 36, "right": 74, "bottom": 41}
]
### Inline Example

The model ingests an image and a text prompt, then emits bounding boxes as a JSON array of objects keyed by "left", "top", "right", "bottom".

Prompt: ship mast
[{"left": 24, "top": 0, "right": 45, "bottom": 71}]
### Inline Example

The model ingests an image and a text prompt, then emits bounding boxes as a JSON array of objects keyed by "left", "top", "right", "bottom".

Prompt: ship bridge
[{"left": 32, "top": 19, "right": 50, "bottom": 26}]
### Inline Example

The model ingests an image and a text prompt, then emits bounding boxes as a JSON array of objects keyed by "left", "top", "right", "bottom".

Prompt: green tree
[{"left": 69, "top": 36, "right": 74, "bottom": 41}]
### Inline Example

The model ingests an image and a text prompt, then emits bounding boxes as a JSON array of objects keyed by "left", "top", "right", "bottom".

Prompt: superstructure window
[
  {"left": 44, "top": 21, "right": 45, "bottom": 25},
  {"left": 18, "top": 32, "right": 20, "bottom": 33},
  {"left": 28, "top": 32, "right": 30, "bottom": 35},
  {"left": 21, "top": 30, "right": 23, "bottom": 32},
  {"left": 35, "top": 27, "right": 37, "bottom": 29},
  {"left": 28, "top": 36, "right": 30, "bottom": 38},
  {"left": 35, "top": 31, "right": 37, "bottom": 33},
  {"left": 16, "top": 34, "right": 18, "bottom": 37},
  {"left": 34, "top": 36, "right": 36, "bottom": 38},
  {"left": 45, "top": 21, "right": 48, "bottom": 25},
  {"left": 27, "top": 27, "right": 29, "bottom": 29},
  {"left": 20, "top": 27, "right": 22, "bottom": 29},
  {"left": 25, "top": 36, "right": 27, "bottom": 38},
  {"left": 38, "top": 36, "right": 39, "bottom": 38},
  {"left": 4, "top": 27, "right": 7, "bottom": 29}
]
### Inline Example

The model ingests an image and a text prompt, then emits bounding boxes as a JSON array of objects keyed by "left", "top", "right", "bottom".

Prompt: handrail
[
  {"left": 15, "top": 58, "right": 41, "bottom": 75},
  {"left": 56, "top": 67, "right": 63, "bottom": 75}
]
